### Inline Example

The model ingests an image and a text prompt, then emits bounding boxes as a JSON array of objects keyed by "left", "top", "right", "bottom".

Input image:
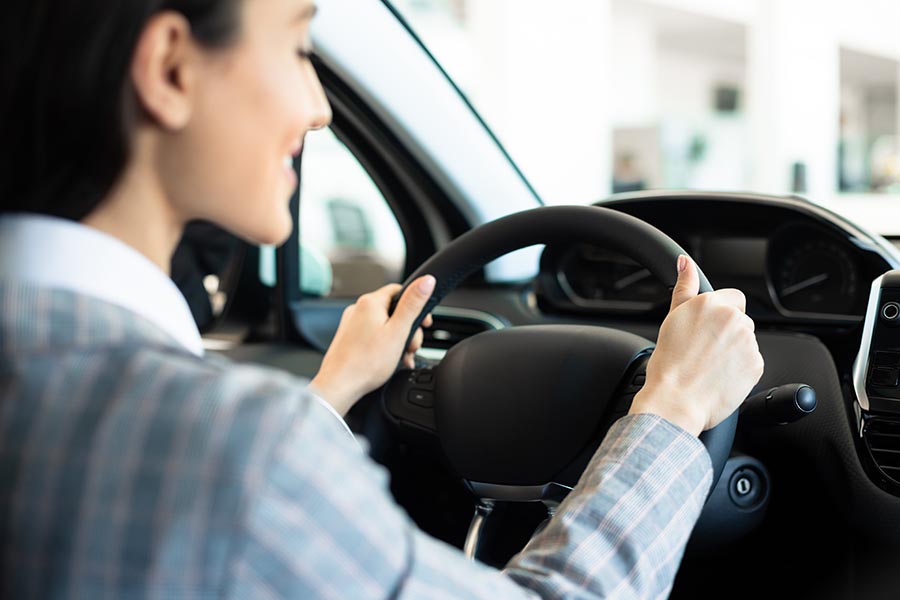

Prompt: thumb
[
  {"left": 390, "top": 275, "right": 436, "bottom": 331},
  {"left": 670, "top": 255, "right": 699, "bottom": 312}
]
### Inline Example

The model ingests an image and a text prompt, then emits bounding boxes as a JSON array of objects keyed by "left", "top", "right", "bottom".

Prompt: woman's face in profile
[{"left": 162, "top": 0, "right": 331, "bottom": 246}]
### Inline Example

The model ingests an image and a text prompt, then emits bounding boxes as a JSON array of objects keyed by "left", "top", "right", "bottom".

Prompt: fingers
[
  {"left": 403, "top": 324, "right": 427, "bottom": 369},
  {"left": 670, "top": 255, "right": 700, "bottom": 312},
  {"left": 388, "top": 275, "right": 436, "bottom": 332},
  {"left": 361, "top": 283, "right": 403, "bottom": 309},
  {"left": 712, "top": 288, "right": 747, "bottom": 313},
  {"left": 705, "top": 288, "right": 753, "bottom": 331},
  {"left": 423, "top": 313, "right": 433, "bottom": 329},
  {"left": 406, "top": 326, "right": 424, "bottom": 354}
]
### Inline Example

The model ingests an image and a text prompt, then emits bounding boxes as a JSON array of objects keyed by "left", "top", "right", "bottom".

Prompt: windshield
[{"left": 389, "top": 0, "right": 900, "bottom": 236}]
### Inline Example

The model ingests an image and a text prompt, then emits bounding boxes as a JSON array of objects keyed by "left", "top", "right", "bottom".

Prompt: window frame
[{"left": 280, "top": 59, "right": 476, "bottom": 348}]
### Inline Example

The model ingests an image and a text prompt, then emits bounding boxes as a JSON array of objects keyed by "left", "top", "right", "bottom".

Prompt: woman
[{"left": 0, "top": 0, "right": 763, "bottom": 597}]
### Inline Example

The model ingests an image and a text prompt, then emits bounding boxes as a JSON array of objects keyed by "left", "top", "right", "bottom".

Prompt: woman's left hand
[{"left": 310, "top": 276, "right": 435, "bottom": 416}]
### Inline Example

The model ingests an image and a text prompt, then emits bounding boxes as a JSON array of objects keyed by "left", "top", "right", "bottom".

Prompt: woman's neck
[{"left": 81, "top": 159, "right": 185, "bottom": 276}]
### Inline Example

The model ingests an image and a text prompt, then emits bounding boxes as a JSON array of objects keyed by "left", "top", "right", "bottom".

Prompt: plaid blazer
[{"left": 0, "top": 282, "right": 712, "bottom": 599}]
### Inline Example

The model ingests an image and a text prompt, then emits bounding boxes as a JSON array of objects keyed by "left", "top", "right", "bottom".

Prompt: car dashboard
[{"left": 536, "top": 193, "right": 897, "bottom": 326}]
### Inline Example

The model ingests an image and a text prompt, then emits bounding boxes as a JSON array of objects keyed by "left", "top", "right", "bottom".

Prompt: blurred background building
[{"left": 389, "top": 0, "right": 900, "bottom": 235}]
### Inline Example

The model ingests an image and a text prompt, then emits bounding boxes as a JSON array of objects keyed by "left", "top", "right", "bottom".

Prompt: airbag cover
[{"left": 434, "top": 325, "right": 652, "bottom": 485}]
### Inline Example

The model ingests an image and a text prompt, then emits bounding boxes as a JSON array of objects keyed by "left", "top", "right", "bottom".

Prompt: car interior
[{"left": 166, "top": 4, "right": 900, "bottom": 599}]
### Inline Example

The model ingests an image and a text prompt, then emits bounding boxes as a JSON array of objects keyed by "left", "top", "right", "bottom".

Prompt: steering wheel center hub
[{"left": 435, "top": 325, "right": 653, "bottom": 487}]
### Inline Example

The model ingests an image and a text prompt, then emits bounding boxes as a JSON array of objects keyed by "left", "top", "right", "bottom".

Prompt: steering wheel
[{"left": 382, "top": 205, "right": 735, "bottom": 507}]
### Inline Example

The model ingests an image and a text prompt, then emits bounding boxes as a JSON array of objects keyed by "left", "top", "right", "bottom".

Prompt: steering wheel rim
[{"left": 390, "top": 205, "right": 735, "bottom": 494}]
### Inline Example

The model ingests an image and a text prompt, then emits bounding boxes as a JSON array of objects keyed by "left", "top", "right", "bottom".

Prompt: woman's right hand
[
  {"left": 629, "top": 255, "right": 765, "bottom": 436},
  {"left": 310, "top": 276, "right": 435, "bottom": 417}
]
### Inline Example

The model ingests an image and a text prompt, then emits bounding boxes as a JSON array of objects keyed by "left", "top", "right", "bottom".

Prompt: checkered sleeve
[
  {"left": 225, "top": 398, "right": 712, "bottom": 599},
  {"left": 503, "top": 413, "right": 713, "bottom": 599}
]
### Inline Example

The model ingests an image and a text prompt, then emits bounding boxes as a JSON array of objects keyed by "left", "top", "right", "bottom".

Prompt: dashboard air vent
[
  {"left": 425, "top": 316, "right": 492, "bottom": 349},
  {"left": 863, "top": 417, "right": 900, "bottom": 486},
  {"left": 417, "top": 308, "right": 505, "bottom": 363}
]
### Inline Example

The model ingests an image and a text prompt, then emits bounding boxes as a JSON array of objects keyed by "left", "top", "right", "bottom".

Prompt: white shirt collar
[{"left": 0, "top": 213, "right": 204, "bottom": 357}]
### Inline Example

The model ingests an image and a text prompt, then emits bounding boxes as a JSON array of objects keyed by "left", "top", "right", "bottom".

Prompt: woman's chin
[
  {"left": 258, "top": 221, "right": 294, "bottom": 247},
  {"left": 232, "top": 213, "right": 294, "bottom": 247}
]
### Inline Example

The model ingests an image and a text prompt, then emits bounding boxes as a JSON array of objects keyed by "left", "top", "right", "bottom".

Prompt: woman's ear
[{"left": 130, "top": 12, "right": 196, "bottom": 130}]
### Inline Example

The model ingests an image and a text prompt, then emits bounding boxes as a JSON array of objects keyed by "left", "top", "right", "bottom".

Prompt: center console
[{"left": 854, "top": 270, "right": 900, "bottom": 492}]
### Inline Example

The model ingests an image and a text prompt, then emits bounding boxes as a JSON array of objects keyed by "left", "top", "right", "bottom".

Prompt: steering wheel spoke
[{"left": 382, "top": 367, "right": 439, "bottom": 433}]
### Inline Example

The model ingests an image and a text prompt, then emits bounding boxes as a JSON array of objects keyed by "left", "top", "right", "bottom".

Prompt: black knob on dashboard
[{"left": 741, "top": 384, "right": 816, "bottom": 426}]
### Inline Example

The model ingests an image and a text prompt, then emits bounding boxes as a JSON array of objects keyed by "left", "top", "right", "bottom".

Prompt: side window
[{"left": 298, "top": 127, "right": 406, "bottom": 298}]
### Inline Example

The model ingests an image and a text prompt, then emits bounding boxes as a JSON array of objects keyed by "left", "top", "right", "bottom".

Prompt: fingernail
[
  {"left": 418, "top": 275, "right": 436, "bottom": 295},
  {"left": 677, "top": 255, "right": 687, "bottom": 273}
]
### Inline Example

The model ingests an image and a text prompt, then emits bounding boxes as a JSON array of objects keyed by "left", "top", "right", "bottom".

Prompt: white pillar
[
  {"left": 895, "top": 64, "right": 900, "bottom": 166},
  {"left": 467, "top": 0, "right": 613, "bottom": 204},
  {"left": 747, "top": 0, "right": 840, "bottom": 200},
  {"left": 610, "top": 11, "right": 658, "bottom": 128}
]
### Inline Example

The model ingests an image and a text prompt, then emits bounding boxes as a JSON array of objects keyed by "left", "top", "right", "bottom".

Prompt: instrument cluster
[{"left": 537, "top": 197, "right": 892, "bottom": 323}]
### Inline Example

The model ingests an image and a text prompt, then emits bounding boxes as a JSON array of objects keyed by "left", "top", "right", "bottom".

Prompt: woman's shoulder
[
  {"left": 132, "top": 343, "right": 317, "bottom": 421},
  {"left": 5, "top": 338, "right": 322, "bottom": 473}
]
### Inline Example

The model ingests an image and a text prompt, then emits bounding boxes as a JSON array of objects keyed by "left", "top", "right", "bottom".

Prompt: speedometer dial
[{"left": 772, "top": 238, "right": 858, "bottom": 315}]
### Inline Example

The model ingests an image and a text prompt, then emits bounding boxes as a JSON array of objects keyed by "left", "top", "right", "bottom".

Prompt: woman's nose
[{"left": 306, "top": 64, "right": 333, "bottom": 131}]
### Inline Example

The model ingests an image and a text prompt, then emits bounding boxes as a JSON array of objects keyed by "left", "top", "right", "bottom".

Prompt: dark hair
[{"left": 0, "top": 0, "right": 241, "bottom": 221}]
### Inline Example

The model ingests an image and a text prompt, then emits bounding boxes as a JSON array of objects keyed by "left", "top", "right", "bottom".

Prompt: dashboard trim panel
[{"left": 852, "top": 274, "right": 884, "bottom": 413}]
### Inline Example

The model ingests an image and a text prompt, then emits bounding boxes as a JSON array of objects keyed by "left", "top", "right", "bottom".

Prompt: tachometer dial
[{"left": 560, "top": 245, "right": 668, "bottom": 305}]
